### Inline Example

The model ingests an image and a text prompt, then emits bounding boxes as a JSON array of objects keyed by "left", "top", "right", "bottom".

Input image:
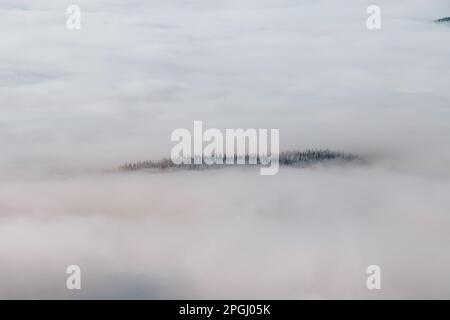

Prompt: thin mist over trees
[
  {"left": 435, "top": 16, "right": 450, "bottom": 23},
  {"left": 120, "top": 150, "right": 360, "bottom": 172}
]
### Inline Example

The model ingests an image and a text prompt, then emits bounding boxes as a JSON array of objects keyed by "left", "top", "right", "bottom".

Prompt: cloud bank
[{"left": 1, "top": 0, "right": 450, "bottom": 298}]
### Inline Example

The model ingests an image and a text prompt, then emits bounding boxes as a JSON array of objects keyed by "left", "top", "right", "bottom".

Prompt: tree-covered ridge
[
  {"left": 435, "top": 16, "right": 450, "bottom": 23},
  {"left": 120, "top": 150, "right": 359, "bottom": 171}
]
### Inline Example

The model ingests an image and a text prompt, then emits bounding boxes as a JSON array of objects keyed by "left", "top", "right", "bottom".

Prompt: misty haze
[{"left": 1, "top": 0, "right": 450, "bottom": 299}]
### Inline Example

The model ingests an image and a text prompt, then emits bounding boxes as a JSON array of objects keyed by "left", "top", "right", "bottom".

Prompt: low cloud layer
[
  {"left": 2, "top": 167, "right": 450, "bottom": 299},
  {"left": 1, "top": 0, "right": 450, "bottom": 298}
]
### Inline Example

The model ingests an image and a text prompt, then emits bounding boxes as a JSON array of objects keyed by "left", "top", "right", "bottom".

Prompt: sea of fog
[{"left": 1, "top": 0, "right": 450, "bottom": 298}]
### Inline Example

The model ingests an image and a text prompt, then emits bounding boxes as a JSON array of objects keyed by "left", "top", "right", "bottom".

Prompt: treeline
[
  {"left": 435, "top": 16, "right": 450, "bottom": 23},
  {"left": 120, "top": 149, "right": 359, "bottom": 172}
]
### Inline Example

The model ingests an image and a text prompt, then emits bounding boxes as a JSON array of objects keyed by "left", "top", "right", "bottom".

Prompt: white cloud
[{"left": 1, "top": 0, "right": 450, "bottom": 298}]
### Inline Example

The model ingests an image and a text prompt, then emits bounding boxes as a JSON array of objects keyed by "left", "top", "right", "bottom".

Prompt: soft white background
[{"left": 0, "top": 0, "right": 450, "bottom": 298}]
